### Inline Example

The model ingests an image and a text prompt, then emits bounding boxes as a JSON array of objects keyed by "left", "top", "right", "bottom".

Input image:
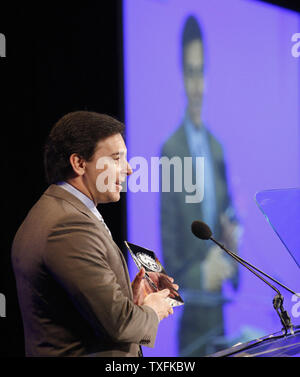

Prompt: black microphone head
[{"left": 191, "top": 220, "right": 212, "bottom": 240}]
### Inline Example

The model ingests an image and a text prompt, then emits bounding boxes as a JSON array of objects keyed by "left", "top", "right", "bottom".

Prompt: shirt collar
[
  {"left": 56, "top": 182, "right": 112, "bottom": 237},
  {"left": 56, "top": 181, "right": 97, "bottom": 212}
]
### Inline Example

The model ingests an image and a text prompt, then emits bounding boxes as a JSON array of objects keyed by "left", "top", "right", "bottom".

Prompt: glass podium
[
  {"left": 256, "top": 188, "right": 300, "bottom": 269},
  {"left": 209, "top": 188, "right": 300, "bottom": 357}
]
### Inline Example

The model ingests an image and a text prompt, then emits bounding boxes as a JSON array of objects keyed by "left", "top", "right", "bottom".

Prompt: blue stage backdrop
[{"left": 123, "top": 0, "right": 300, "bottom": 356}]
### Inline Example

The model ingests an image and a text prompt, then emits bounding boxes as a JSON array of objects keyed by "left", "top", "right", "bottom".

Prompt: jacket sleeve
[{"left": 43, "top": 216, "right": 159, "bottom": 348}]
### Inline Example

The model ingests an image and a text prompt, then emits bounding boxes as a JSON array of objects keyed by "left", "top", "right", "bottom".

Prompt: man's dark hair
[
  {"left": 44, "top": 111, "right": 125, "bottom": 184},
  {"left": 181, "top": 15, "right": 204, "bottom": 69}
]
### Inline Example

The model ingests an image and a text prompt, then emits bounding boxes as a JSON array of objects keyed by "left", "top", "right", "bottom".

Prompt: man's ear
[{"left": 69, "top": 154, "right": 86, "bottom": 176}]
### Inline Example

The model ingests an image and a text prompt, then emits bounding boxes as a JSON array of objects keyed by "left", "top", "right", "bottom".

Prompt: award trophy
[{"left": 125, "top": 241, "right": 184, "bottom": 307}]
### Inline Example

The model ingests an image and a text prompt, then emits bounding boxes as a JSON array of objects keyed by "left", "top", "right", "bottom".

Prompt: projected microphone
[{"left": 191, "top": 220, "right": 299, "bottom": 335}]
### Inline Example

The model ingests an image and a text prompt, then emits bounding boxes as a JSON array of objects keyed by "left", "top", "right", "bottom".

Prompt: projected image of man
[{"left": 160, "top": 15, "right": 240, "bottom": 357}]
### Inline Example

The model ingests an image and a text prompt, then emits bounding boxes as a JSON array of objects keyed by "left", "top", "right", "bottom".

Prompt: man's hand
[
  {"left": 143, "top": 289, "right": 173, "bottom": 321},
  {"left": 131, "top": 267, "right": 179, "bottom": 305}
]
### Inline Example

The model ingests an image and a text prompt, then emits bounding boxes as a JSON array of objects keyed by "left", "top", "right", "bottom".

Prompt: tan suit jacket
[{"left": 12, "top": 185, "right": 159, "bottom": 357}]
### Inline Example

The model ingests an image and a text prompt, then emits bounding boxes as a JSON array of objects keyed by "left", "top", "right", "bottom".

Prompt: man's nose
[{"left": 126, "top": 161, "right": 133, "bottom": 176}]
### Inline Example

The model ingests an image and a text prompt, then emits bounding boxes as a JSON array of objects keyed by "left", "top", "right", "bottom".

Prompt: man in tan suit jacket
[{"left": 12, "top": 111, "right": 175, "bottom": 357}]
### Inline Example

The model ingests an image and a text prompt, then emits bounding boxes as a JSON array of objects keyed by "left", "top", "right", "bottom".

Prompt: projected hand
[
  {"left": 202, "top": 245, "right": 235, "bottom": 292},
  {"left": 220, "top": 213, "right": 241, "bottom": 252}
]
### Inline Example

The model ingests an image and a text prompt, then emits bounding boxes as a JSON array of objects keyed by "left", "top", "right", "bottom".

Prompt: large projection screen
[{"left": 123, "top": 0, "right": 300, "bottom": 357}]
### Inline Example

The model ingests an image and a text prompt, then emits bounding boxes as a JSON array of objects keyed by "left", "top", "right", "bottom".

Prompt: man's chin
[
  {"left": 110, "top": 192, "right": 121, "bottom": 202},
  {"left": 99, "top": 192, "right": 120, "bottom": 204},
  {"left": 192, "top": 118, "right": 202, "bottom": 128}
]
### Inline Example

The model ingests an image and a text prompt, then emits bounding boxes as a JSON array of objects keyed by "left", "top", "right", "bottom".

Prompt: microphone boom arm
[{"left": 210, "top": 236, "right": 295, "bottom": 335}]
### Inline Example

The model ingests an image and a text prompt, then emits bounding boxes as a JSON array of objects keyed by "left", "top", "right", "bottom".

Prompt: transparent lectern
[{"left": 209, "top": 188, "right": 300, "bottom": 357}]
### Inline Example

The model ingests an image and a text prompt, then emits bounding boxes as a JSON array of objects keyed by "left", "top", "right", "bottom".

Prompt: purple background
[{"left": 123, "top": 0, "right": 300, "bottom": 356}]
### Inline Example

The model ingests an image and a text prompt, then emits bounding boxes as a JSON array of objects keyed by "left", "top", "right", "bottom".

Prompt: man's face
[
  {"left": 183, "top": 39, "right": 204, "bottom": 127},
  {"left": 83, "top": 133, "right": 132, "bottom": 204}
]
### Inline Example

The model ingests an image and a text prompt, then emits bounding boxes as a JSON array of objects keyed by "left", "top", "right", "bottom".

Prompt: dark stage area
[{"left": 1, "top": 2, "right": 126, "bottom": 356}]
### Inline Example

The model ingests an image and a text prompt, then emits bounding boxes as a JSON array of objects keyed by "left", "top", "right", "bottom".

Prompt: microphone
[
  {"left": 191, "top": 220, "right": 212, "bottom": 240},
  {"left": 191, "top": 220, "right": 299, "bottom": 335}
]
